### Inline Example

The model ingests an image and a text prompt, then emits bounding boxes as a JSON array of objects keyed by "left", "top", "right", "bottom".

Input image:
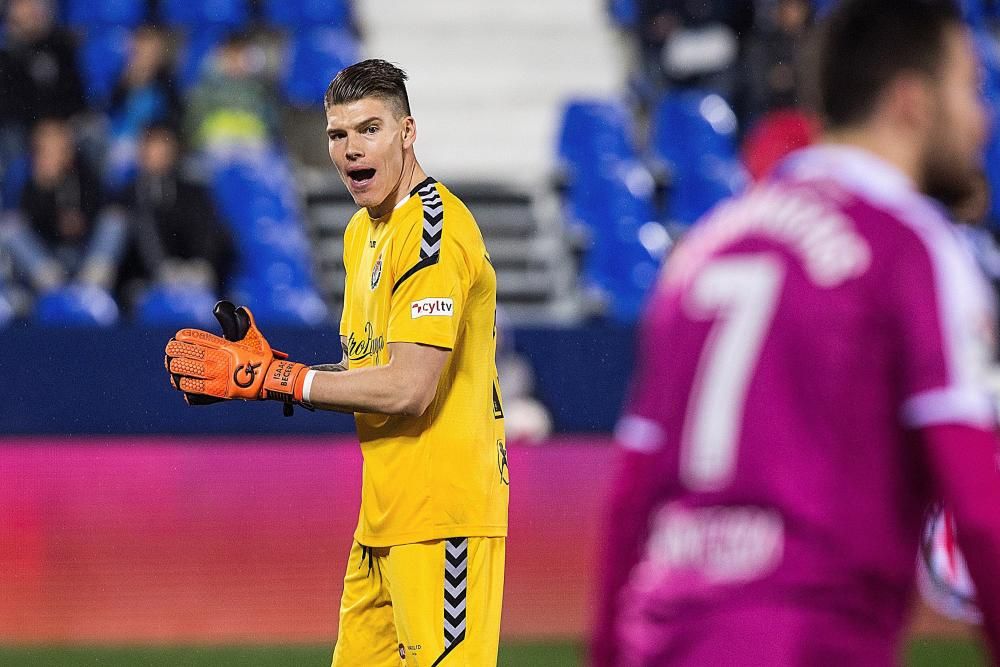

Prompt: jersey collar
[
  {"left": 777, "top": 144, "right": 951, "bottom": 232},
  {"left": 408, "top": 176, "right": 437, "bottom": 198},
  {"left": 777, "top": 145, "right": 916, "bottom": 203}
]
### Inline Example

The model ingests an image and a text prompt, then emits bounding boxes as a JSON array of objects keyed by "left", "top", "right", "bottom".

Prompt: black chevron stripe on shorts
[
  {"left": 417, "top": 181, "right": 443, "bottom": 260},
  {"left": 432, "top": 537, "right": 468, "bottom": 666}
]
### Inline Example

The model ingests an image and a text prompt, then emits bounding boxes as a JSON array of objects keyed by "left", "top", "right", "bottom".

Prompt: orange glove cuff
[{"left": 261, "top": 359, "right": 309, "bottom": 404}]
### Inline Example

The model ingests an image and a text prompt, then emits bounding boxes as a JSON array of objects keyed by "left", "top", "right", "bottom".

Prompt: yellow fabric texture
[
  {"left": 331, "top": 537, "right": 505, "bottom": 667},
  {"left": 340, "top": 180, "right": 509, "bottom": 547}
]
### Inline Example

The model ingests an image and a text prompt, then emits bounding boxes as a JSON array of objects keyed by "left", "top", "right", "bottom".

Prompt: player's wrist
[{"left": 261, "top": 359, "right": 310, "bottom": 403}]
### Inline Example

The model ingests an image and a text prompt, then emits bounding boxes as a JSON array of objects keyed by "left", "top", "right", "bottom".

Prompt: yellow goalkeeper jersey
[{"left": 340, "top": 177, "right": 509, "bottom": 547}]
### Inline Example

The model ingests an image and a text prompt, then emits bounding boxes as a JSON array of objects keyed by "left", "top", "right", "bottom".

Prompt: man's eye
[{"left": 365, "top": 126, "right": 379, "bottom": 134}]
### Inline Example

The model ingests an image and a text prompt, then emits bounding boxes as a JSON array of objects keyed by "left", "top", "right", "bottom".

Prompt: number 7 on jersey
[{"left": 680, "top": 254, "right": 785, "bottom": 491}]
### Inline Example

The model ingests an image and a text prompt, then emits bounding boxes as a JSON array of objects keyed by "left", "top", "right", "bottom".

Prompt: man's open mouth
[{"left": 348, "top": 168, "right": 376, "bottom": 185}]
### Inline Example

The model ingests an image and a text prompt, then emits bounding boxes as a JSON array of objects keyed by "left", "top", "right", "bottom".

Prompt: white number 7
[{"left": 680, "top": 254, "right": 784, "bottom": 491}]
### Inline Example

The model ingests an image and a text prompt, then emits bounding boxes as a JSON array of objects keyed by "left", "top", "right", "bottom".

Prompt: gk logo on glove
[
  {"left": 411, "top": 298, "right": 453, "bottom": 319},
  {"left": 233, "top": 361, "right": 262, "bottom": 388}
]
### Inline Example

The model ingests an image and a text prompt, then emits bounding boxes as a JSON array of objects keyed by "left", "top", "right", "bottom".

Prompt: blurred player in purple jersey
[{"left": 591, "top": 1, "right": 1000, "bottom": 665}]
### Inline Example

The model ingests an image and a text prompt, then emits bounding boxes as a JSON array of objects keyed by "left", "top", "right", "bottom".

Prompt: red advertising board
[{"left": 0, "top": 437, "right": 615, "bottom": 643}]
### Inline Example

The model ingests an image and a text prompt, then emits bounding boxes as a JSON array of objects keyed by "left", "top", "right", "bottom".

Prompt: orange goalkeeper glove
[{"left": 164, "top": 301, "right": 309, "bottom": 412}]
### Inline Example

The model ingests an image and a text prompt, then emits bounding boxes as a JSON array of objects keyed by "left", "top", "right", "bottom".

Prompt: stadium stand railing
[{"left": 300, "top": 169, "right": 584, "bottom": 325}]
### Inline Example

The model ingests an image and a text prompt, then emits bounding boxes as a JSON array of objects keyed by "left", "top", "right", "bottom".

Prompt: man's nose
[{"left": 345, "top": 135, "right": 363, "bottom": 160}]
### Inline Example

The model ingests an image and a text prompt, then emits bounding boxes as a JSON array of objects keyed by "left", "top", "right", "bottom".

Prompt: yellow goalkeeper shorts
[{"left": 331, "top": 536, "right": 505, "bottom": 667}]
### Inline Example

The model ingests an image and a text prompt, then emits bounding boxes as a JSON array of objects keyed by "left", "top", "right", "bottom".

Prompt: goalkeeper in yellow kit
[{"left": 164, "top": 59, "right": 508, "bottom": 667}]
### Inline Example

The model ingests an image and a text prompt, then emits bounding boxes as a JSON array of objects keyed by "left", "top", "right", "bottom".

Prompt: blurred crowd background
[
  {"left": 1, "top": 0, "right": 999, "bottom": 329},
  {"left": 1, "top": 0, "right": 994, "bottom": 332}
]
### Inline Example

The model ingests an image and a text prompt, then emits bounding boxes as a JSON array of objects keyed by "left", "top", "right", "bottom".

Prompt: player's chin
[
  {"left": 349, "top": 189, "right": 383, "bottom": 209},
  {"left": 346, "top": 179, "right": 381, "bottom": 206}
]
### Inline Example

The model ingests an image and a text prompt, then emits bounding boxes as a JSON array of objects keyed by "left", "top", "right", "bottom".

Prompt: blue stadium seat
[
  {"left": 962, "top": 0, "right": 988, "bottom": 26},
  {"left": 65, "top": 0, "right": 147, "bottom": 28},
  {"left": 608, "top": 0, "right": 638, "bottom": 28},
  {"left": 211, "top": 167, "right": 297, "bottom": 233},
  {"left": 651, "top": 90, "right": 747, "bottom": 224},
  {"left": 986, "top": 133, "right": 1000, "bottom": 224},
  {"left": 35, "top": 285, "right": 119, "bottom": 327},
  {"left": 569, "top": 159, "right": 661, "bottom": 322},
  {"left": 159, "top": 0, "right": 250, "bottom": 28},
  {"left": 209, "top": 149, "right": 326, "bottom": 325},
  {"left": 975, "top": 28, "right": 1000, "bottom": 96},
  {"left": 253, "top": 221, "right": 313, "bottom": 262},
  {"left": 136, "top": 283, "right": 218, "bottom": 326},
  {"left": 667, "top": 156, "right": 746, "bottom": 225},
  {"left": 811, "top": 0, "right": 839, "bottom": 18},
  {"left": 2, "top": 154, "right": 30, "bottom": 211},
  {"left": 973, "top": 28, "right": 1000, "bottom": 225},
  {"left": 557, "top": 99, "right": 635, "bottom": 179},
  {"left": 652, "top": 90, "right": 739, "bottom": 166},
  {"left": 234, "top": 256, "right": 313, "bottom": 291},
  {"left": 237, "top": 285, "right": 330, "bottom": 327},
  {"left": 262, "top": 0, "right": 351, "bottom": 28},
  {"left": 79, "top": 26, "right": 131, "bottom": 109},
  {"left": 283, "top": 27, "right": 359, "bottom": 107}
]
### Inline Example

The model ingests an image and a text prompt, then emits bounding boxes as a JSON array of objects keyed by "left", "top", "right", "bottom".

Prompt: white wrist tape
[{"left": 302, "top": 370, "right": 318, "bottom": 404}]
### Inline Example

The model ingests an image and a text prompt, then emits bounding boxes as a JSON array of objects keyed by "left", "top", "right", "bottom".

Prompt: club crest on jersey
[
  {"left": 371, "top": 253, "right": 383, "bottom": 290},
  {"left": 497, "top": 440, "right": 510, "bottom": 485},
  {"left": 411, "top": 297, "right": 453, "bottom": 319}
]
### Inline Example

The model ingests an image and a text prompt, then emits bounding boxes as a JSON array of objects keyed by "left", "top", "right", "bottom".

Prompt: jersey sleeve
[
  {"left": 593, "top": 287, "right": 675, "bottom": 665},
  {"left": 614, "top": 285, "right": 674, "bottom": 454},
  {"left": 921, "top": 423, "right": 1000, "bottom": 656},
  {"left": 888, "top": 220, "right": 997, "bottom": 431},
  {"left": 386, "top": 211, "right": 479, "bottom": 350}
]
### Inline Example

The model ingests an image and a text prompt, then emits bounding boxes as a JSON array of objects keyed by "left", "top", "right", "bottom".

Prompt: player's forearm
[
  {"left": 922, "top": 423, "right": 1000, "bottom": 658},
  {"left": 304, "top": 363, "right": 433, "bottom": 416}
]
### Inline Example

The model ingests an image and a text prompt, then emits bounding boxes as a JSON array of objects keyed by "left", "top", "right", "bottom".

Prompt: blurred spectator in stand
[
  {"left": 105, "top": 26, "right": 181, "bottom": 192},
  {"left": 183, "top": 32, "right": 280, "bottom": 152},
  {"left": 743, "top": 0, "right": 812, "bottom": 122},
  {"left": 635, "top": 0, "right": 754, "bottom": 101},
  {"left": 0, "top": 0, "right": 86, "bottom": 166},
  {"left": 116, "top": 123, "right": 235, "bottom": 308},
  {"left": 0, "top": 118, "right": 126, "bottom": 296}
]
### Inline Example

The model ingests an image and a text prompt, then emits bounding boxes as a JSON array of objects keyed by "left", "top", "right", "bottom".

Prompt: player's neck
[
  {"left": 367, "top": 158, "right": 427, "bottom": 221},
  {"left": 822, "top": 127, "right": 922, "bottom": 190}
]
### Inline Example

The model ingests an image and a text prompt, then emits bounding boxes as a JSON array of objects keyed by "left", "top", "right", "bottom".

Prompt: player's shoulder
[
  {"left": 820, "top": 171, "right": 988, "bottom": 312},
  {"left": 426, "top": 181, "right": 481, "bottom": 236},
  {"left": 432, "top": 181, "right": 476, "bottom": 220},
  {"left": 843, "top": 176, "right": 964, "bottom": 272},
  {"left": 401, "top": 178, "right": 484, "bottom": 251},
  {"left": 778, "top": 145, "right": 955, "bottom": 252}
]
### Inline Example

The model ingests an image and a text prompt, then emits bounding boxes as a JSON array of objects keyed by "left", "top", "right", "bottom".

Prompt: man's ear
[
  {"left": 886, "top": 72, "right": 935, "bottom": 137},
  {"left": 401, "top": 116, "right": 417, "bottom": 150}
]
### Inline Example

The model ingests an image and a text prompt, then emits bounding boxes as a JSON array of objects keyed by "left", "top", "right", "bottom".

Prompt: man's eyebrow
[
  {"left": 354, "top": 116, "right": 382, "bottom": 129},
  {"left": 327, "top": 117, "right": 383, "bottom": 134}
]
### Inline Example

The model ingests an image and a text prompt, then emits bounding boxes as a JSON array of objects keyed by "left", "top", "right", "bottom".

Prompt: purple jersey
[{"left": 614, "top": 146, "right": 997, "bottom": 665}]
